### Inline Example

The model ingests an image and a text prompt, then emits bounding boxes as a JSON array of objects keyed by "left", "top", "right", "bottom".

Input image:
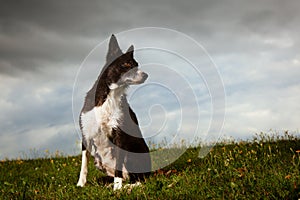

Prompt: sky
[{"left": 0, "top": 0, "right": 300, "bottom": 159}]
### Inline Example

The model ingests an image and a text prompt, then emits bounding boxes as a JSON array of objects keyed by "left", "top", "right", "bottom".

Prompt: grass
[{"left": 1, "top": 132, "right": 300, "bottom": 199}]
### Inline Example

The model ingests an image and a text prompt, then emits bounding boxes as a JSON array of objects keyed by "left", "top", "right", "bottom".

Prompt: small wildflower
[
  {"left": 224, "top": 159, "right": 230, "bottom": 167},
  {"left": 230, "top": 182, "right": 237, "bottom": 188},
  {"left": 155, "top": 169, "right": 164, "bottom": 176},
  {"left": 17, "top": 160, "right": 23, "bottom": 165},
  {"left": 165, "top": 170, "right": 172, "bottom": 176},
  {"left": 55, "top": 150, "right": 60, "bottom": 157},
  {"left": 187, "top": 159, "right": 192, "bottom": 163},
  {"left": 285, "top": 175, "right": 291, "bottom": 179},
  {"left": 238, "top": 173, "right": 245, "bottom": 178},
  {"left": 50, "top": 159, "right": 54, "bottom": 164},
  {"left": 62, "top": 163, "right": 67, "bottom": 167},
  {"left": 237, "top": 167, "right": 247, "bottom": 178}
]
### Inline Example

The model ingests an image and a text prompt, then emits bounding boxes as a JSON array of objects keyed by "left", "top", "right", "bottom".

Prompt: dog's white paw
[
  {"left": 76, "top": 178, "right": 86, "bottom": 187},
  {"left": 113, "top": 177, "right": 123, "bottom": 191},
  {"left": 124, "top": 181, "right": 141, "bottom": 189}
]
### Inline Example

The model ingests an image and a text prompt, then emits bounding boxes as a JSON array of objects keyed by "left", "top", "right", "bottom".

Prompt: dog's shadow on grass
[{"left": 97, "top": 176, "right": 115, "bottom": 185}]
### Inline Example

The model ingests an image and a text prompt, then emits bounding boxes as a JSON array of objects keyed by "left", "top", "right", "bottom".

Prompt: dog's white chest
[
  {"left": 79, "top": 91, "right": 128, "bottom": 178},
  {"left": 80, "top": 92, "right": 123, "bottom": 140}
]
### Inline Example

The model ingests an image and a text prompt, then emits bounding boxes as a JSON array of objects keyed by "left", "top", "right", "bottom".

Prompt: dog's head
[{"left": 104, "top": 35, "right": 148, "bottom": 90}]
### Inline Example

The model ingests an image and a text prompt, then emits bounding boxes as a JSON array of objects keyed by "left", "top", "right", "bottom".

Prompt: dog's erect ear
[
  {"left": 126, "top": 45, "right": 134, "bottom": 57},
  {"left": 106, "top": 34, "right": 123, "bottom": 62}
]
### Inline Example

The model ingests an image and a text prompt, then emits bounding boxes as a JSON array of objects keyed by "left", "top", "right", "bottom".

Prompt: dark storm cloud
[
  {"left": 1, "top": 0, "right": 299, "bottom": 76},
  {"left": 0, "top": 0, "right": 106, "bottom": 76},
  {"left": 0, "top": 0, "right": 108, "bottom": 36}
]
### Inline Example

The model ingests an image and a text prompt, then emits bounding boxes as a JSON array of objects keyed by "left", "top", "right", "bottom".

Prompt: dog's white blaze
[
  {"left": 109, "top": 83, "right": 119, "bottom": 90},
  {"left": 77, "top": 150, "right": 89, "bottom": 187}
]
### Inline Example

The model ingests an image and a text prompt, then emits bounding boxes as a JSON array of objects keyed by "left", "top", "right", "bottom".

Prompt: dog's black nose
[{"left": 142, "top": 72, "right": 148, "bottom": 80}]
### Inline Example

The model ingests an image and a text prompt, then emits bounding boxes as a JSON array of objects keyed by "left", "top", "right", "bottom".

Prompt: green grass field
[{"left": 1, "top": 133, "right": 299, "bottom": 199}]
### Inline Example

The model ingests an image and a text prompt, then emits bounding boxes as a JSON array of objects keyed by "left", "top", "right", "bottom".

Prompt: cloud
[
  {"left": 1, "top": 0, "right": 300, "bottom": 159},
  {"left": 0, "top": 123, "right": 78, "bottom": 159}
]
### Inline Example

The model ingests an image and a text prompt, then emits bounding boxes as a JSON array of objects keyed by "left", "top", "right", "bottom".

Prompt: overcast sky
[{"left": 1, "top": 0, "right": 300, "bottom": 159}]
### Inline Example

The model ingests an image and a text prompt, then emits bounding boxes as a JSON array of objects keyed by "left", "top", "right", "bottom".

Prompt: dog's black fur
[{"left": 77, "top": 35, "right": 151, "bottom": 188}]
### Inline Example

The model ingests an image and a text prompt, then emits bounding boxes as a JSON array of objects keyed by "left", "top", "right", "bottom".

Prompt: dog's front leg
[
  {"left": 77, "top": 144, "right": 90, "bottom": 187},
  {"left": 113, "top": 130, "right": 125, "bottom": 191},
  {"left": 113, "top": 150, "right": 125, "bottom": 190}
]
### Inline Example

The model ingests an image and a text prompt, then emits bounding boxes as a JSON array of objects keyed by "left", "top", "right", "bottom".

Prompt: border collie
[{"left": 76, "top": 35, "right": 151, "bottom": 190}]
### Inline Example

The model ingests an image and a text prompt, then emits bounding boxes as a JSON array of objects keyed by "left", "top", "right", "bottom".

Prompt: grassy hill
[{"left": 1, "top": 133, "right": 299, "bottom": 199}]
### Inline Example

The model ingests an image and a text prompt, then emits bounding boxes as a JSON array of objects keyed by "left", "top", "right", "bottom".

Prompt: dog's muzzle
[{"left": 140, "top": 71, "right": 148, "bottom": 83}]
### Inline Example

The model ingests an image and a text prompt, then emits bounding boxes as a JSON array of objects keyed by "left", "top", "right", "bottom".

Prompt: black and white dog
[{"left": 77, "top": 35, "right": 151, "bottom": 190}]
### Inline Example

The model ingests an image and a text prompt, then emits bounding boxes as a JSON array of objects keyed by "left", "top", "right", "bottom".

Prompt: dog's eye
[{"left": 121, "top": 63, "right": 131, "bottom": 68}]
